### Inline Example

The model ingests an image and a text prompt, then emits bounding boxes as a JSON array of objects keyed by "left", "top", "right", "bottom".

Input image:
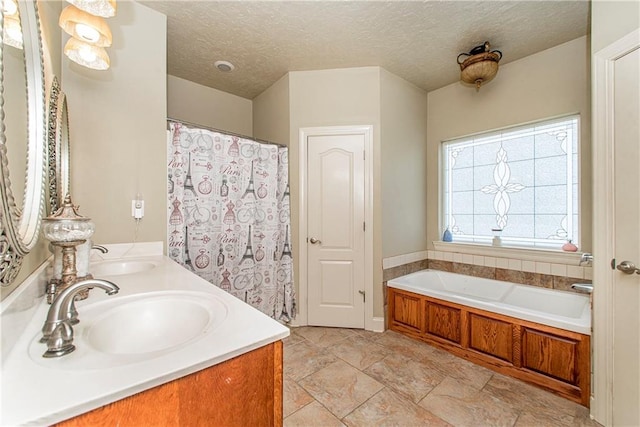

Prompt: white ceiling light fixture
[
  {"left": 66, "top": 0, "right": 116, "bottom": 18},
  {"left": 59, "top": 5, "right": 112, "bottom": 47},
  {"left": 214, "top": 60, "right": 235, "bottom": 72}
]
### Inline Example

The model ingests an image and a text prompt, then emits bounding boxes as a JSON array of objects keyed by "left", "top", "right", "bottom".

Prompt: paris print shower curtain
[{"left": 167, "top": 122, "right": 295, "bottom": 322}]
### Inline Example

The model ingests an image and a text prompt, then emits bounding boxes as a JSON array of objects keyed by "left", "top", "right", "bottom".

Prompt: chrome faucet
[
  {"left": 92, "top": 245, "right": 109, "bottom": 254},
  {"left": 40, "top": 279, "right": 119, "bottom": 358},
  {"left": 579, "top": 253, "right": 593, "bottom": 266}
]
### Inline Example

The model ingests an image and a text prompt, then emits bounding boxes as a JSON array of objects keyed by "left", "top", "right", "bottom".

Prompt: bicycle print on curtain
[{"left": 167, "top": 122, "right": 296, "bottom": 322}]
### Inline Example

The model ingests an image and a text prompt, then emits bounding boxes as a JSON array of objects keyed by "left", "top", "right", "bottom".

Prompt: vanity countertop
[{"left": 0, "top": 242, "right": 290, "bottom": 426}]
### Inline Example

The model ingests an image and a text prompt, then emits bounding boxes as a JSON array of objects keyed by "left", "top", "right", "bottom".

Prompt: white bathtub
[{"left": 387, "top": 269, "right": 591, "bottom": 335}]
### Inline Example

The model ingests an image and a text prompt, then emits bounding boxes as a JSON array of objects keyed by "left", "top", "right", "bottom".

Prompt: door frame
[
  {"left": 298, "top": 125, "right": 375, "bottom": 330},
  {"left": 592, "top": 28, "right": 640, "bottom": 424}
]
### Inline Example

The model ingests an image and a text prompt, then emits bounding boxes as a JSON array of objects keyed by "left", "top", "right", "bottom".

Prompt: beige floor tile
[
  {"left": 329, "top": 335, "right": 391, "bottom": 370},
  {"left": 284, "top": 340, "right": 338, "bottom": 381},
  {"left": 423, "top": 346, "right": 494, "bottom": 389},
  {"left": 351, "top": 328, "right": 385, "bottom": 342},
  {"left": 371, "top": 330, "right": 436, "bottom": 360},
  {"left": 283, "top": 330, "right": 307, "bottom": 347},
  {"left": 294, "top": 326, "right": 358, "bottom": 348},
  {"left": 419, "top": 376, "right": 519, "bottom": 427},
  {"left": 364, "top": 353, "right": 445, "bottom": 403},
  {"left": 514, "top": 410, "right": 595, "bottom": 427},
  {"left": 284, "top": 401, "right": 346, "bottom": 427},
  {"left": 284, "top": 376, "right": 315, "bottom": 418},
  {"left": 298, "top": 360, "right": 384, "bottom": 419},
  {"left": 483, "top": 373, "right": 586, "bottom": 419},
  {"left": 343, "top": 387, "right": 451, "bottom": 427}
]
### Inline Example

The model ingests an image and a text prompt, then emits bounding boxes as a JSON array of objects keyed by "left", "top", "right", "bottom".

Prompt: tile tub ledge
[
  {"left": 433, "top": 241, "right": 585, "bottom": 265},
  {"left": 1, "top": 241, "right": 289, "bottom": 426}
]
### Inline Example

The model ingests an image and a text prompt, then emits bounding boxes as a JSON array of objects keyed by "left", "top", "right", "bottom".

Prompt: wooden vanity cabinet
[{"left": 56, "top": 341, "right": 283, "bottom": 427}]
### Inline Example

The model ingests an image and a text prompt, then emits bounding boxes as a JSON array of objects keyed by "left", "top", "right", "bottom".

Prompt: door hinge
[
  {"left": 363, "top": 150, "right": 366, "bottom": 160},
  {"left": 363, "top": 222, "right": 366, "bottom": 232},
  {"left": 358, "top": 290, "right": 365, "bottom": 302}
]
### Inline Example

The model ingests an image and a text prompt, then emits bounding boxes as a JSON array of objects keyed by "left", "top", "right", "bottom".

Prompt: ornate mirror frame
[
  {"left": 0, "top": 1, "right": 47, "bottom": 285},
  {"left": 47, "top": 76, "right": 70, "bottom": 213}
]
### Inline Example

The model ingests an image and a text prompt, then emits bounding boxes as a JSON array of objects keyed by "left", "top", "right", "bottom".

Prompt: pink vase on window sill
[{"left": 562, "top": 240, "right": 578, "bottom": 252}]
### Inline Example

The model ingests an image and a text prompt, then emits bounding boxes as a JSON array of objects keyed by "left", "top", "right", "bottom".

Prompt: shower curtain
[{"left": 167, "top": 122, "right": 295, "bottom": 322}]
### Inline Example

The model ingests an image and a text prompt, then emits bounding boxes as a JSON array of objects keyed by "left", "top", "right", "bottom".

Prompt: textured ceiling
[{"left": 140, "top": 1, "right": 590, "bottom": 100}]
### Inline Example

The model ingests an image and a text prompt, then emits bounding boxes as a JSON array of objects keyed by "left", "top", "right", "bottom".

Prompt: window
[{"left": 442, "top": 115, "right": 579, "bottom": 249}]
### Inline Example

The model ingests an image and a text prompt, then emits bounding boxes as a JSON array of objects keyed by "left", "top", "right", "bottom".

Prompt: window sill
[{"left": 432, "top": 241, "right": 584, "bottom": 265}]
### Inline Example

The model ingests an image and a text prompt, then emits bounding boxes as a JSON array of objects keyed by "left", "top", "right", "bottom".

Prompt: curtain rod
[{"left": 167, "top": 117, "right": 287, "bottom": 148}]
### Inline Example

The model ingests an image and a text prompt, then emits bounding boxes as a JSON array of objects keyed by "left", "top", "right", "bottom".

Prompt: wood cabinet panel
[
  {"left": 469, "top": 313, "right": 513, "bottom": 362},
  {"left": 391, "top": 290, "right": 422, "bottom": 331},
  {"left": 522, "top": 328, "right": 578, "bottom": 384},
  {"left": 57, "top": 341, "right": 283, "bottom": 427},
  {"left": 426, "top": 301, "right": 461, "bottom": 344},
  {"left": 388, "top": 287, "right": 590, "bottom": 407}
]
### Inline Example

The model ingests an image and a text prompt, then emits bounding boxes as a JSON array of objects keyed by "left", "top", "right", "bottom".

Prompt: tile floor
[{"left": 283, "top": 326, "right": 601, "bottom": 427}]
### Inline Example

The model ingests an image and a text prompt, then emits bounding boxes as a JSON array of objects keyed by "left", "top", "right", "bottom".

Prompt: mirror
[
  {"left": 0, "top": 0, "right": 47, "bottom": 285},
  {"left": 47, "top": 76, "right": 70, "bottom": 213}
]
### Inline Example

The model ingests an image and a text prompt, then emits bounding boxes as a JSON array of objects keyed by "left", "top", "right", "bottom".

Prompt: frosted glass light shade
[
  {"left": 66, "top": 0, "right": 116, "bottom": 18},
  {"left": 59, "top": 4, "right": 112, "bottom": 47},
  {"left": 64, "top": 37, "right": 110, "bottom": 70},
  {"left": 3, "top": 14, "right": 23, "bottom": 49},
  {"left": 2, "top": 0, "right": 18, "bottom": 16}
]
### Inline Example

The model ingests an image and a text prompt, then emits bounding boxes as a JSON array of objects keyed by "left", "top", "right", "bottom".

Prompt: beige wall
[
  {"left": 592, "top": 0, "right": 640, "bottom": 53},
  {"left": 1, "top": 1, "right": 63, "bottom": 300},
  {"left": 426, "top": 36, "right": 591, "bottom": 251},
  {"left": 63, "top": 0, "right": 167, "bottom": 246},
  {"left": 380, "top": 69, "right": 428, "bottom": 258},
  {"left": 253, "top": 74, "right": 290, "bottom": 146},
  {"left": 288, "top": 67, "right": 384, "bottom": 317},
  {"left": 168, "top": 75, "right": 253, "bottom": 136}
]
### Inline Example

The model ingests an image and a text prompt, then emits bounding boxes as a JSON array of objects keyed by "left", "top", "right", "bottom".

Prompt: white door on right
[{"left": 612, "top": 46, "right": 640, "bottom": 425}]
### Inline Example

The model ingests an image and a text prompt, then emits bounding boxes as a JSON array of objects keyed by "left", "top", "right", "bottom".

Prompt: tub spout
[{"left": 571, "top": 283, "right": 593, "bottom": 294}]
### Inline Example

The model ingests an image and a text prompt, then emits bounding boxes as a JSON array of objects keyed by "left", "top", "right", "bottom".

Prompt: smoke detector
[{"left": 214, "top": 60, "right": 235, "bottom": 72}]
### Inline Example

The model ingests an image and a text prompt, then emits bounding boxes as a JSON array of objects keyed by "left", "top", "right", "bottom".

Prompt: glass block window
[{"left": 442, "top": 115, "right": 579, "bottom": 248}]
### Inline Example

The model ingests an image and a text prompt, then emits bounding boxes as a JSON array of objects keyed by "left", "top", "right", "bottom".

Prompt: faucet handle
[{"left": 579, "top": 253, "right": 593, "bottom": 266}]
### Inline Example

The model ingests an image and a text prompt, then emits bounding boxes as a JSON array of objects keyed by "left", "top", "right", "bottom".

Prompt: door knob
[
  {"left": 309, "top": 237, "right": 322, "bottom": 244},
  {"left": 616, "top": 261, "right": 640, "bottom": 275}
]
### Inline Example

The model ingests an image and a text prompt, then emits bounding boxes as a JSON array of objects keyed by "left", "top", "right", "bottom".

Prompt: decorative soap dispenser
[{"left": 442, "top": 227, "right": 453, "bottom": 242}]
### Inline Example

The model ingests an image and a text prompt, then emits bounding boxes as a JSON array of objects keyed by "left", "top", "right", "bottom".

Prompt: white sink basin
[
  {"left": 29, "top": 291, "right": 228, "bottom": 369},
  {"left": 91, "top": 260, "right": 158, "bottom": 277},
  {"left": 87, "top": 296, "right": 215, "bottom": 355}
]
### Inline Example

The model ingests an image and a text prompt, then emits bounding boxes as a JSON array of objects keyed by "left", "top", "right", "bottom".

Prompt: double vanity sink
[{"left": 1, "top": 242, "right": 289, "bottom": 426}]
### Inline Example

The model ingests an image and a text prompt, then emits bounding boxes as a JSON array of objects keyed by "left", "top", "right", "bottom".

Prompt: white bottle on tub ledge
[{"left": 491, "top": 228, "right": 502, "bottom": 246}]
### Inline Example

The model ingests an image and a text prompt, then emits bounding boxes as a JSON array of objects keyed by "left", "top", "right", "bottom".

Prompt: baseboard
[{"left": 370, "top": 316, "right": 385, "bottom": 332}]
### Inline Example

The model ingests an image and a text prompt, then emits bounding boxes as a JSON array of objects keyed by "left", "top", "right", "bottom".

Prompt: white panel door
[
  {"left": 307, "top": 133, "right": 365, "bottom": 328},
  {"left": 612, "top": 46, "right": 640, "bottom": 426}
]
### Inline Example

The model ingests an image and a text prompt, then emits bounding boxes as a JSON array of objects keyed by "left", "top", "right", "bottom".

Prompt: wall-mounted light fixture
[
  {"left": 59, "top": 5, "right": 112, "bottom": 46},
  {"left": 59, "top": 1, "right": 116, "bottom": 70},
  {"left": 66, "top": 0, "right": 116, "bottom": 18},
  {"left": 457, "top": 41, "right": 502, "bottom": 91},
  {"left": 2, "top": 0, "right": 23, "bottom": 49},
  {"left": 64, "top": 37, "right": 110, "bottom": 70}
]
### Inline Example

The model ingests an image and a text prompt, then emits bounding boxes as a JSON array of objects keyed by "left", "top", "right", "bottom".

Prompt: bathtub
[
  {"left": 387, "top": 269, "right": 592, "bottom": 406},
  {"left": 388, "top": 269, "right": 591, "bottom": 335}
]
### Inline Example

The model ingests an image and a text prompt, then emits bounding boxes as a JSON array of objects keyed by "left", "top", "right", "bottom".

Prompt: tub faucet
[
  {"left": 579, "top": 253, "right": 593, "bottom": 266},
  {"left": 40, "top": 279, "right": 119, "bottom": 358}
]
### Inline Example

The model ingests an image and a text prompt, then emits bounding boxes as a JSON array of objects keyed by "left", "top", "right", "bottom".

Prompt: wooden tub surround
[{"left": 388, "top": 287, "right": 590, "bottom": 407}]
